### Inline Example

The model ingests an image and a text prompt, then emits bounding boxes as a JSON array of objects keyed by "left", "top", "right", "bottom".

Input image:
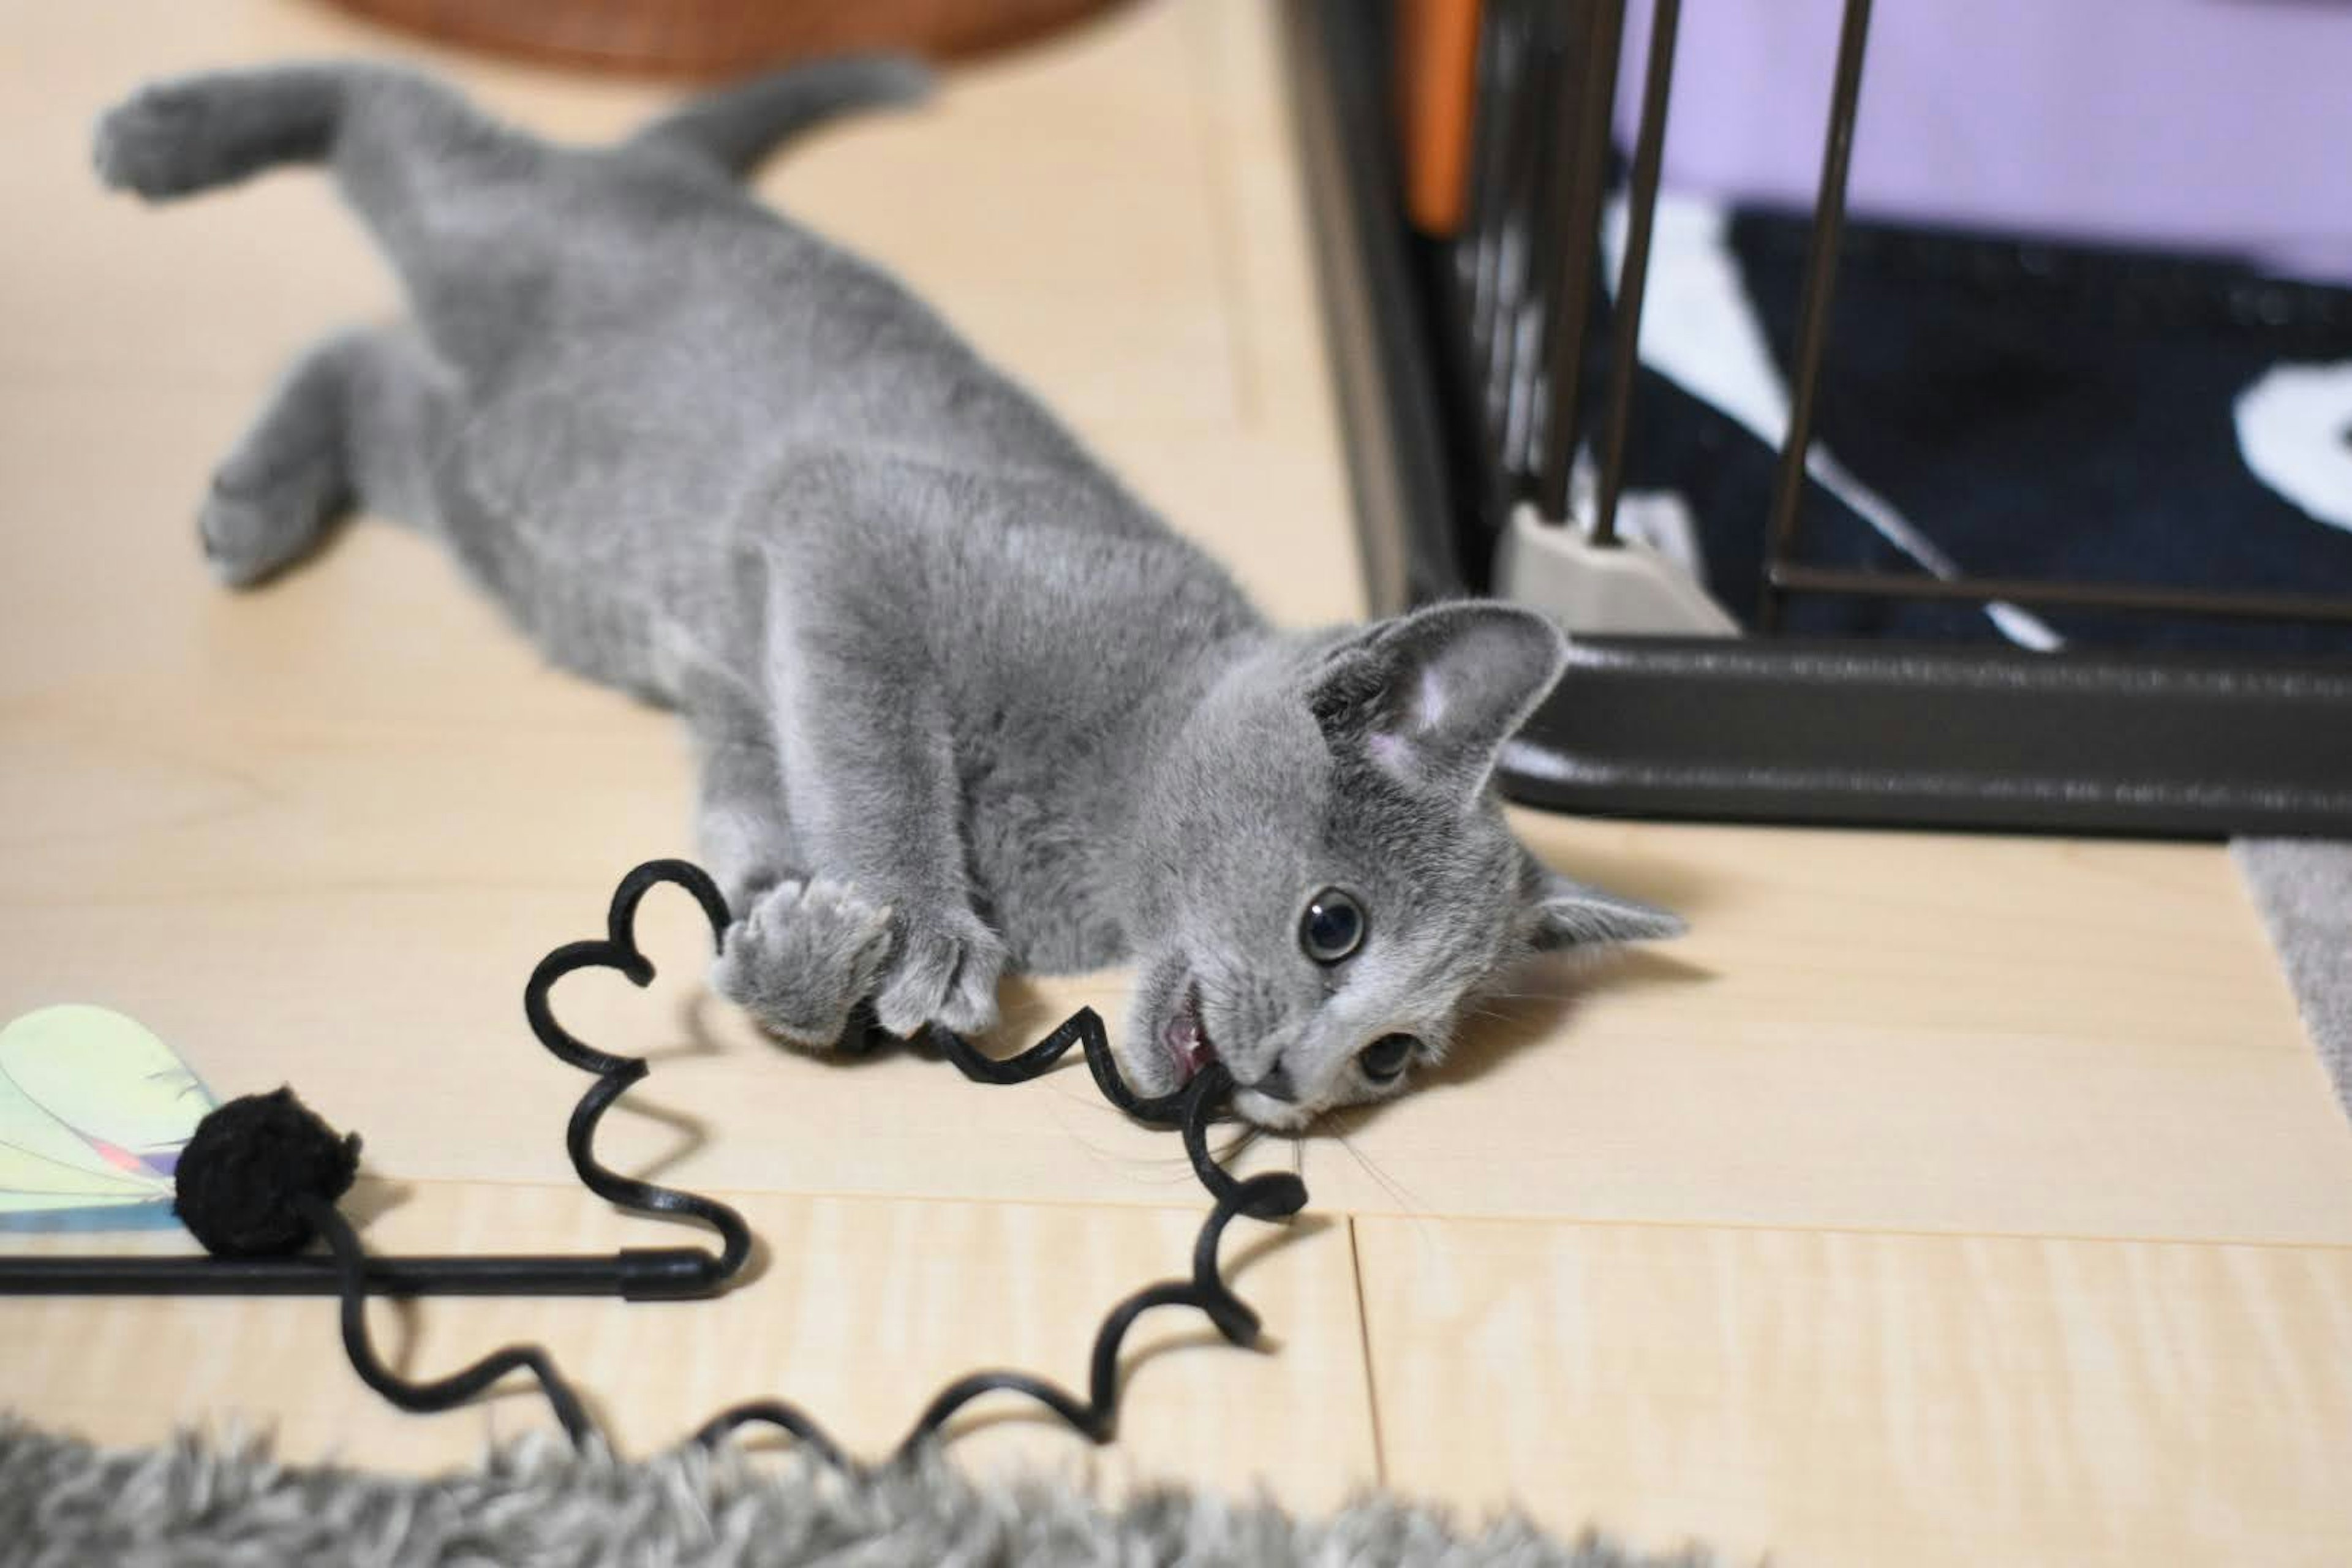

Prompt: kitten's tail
[{"left": 628, "top": 55, "right": 933, "bottom": 180}]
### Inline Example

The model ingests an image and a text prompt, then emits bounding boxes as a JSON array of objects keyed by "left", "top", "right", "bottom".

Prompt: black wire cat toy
[{"left": 0, "top": 860, "right": 1308, "bottom": 1471}]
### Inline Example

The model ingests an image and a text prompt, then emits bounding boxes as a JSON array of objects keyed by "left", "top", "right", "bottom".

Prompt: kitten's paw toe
[
  {"left": 871, "top": 907, "right": 1006, "bottom": 1040},
  {"left": 198, "top": 466, "right": 339, "bottom": 587},
  {"left": 713, "top": 878, "right": 894, "bottom": 1048},
  {"left": 94, "top": 82, "right": 226, "bottom": 198}
]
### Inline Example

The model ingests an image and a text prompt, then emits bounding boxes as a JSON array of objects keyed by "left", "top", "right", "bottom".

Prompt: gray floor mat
[{"left": 2235, "top": 837, "right": 2352, "bottom": 1123}]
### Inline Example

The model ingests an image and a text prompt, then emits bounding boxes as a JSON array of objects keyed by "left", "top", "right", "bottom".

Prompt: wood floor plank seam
[
  {"left": 35, "top": 1170, "right": 2351, "bottom": 1256},
  {"left": 1343, "top": 1216, "right": 1390, "bottom": 1490},
  {"left": 1317, "top": 1208, "right": 2352, "bottom": 1253}
]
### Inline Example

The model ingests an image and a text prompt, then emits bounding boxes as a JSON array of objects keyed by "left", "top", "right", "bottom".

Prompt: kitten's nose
[{"left": 1245, "top": 1062, "right": 1297, "bottom": 1103}]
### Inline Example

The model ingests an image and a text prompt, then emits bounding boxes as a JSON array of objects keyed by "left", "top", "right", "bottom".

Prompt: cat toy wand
[
  {"left": 0, "top": 861, "right": 751, "bottom": 1301},
  {"left": 0, "top": 859, "right": 1300, "bottom": 1470},
  {"left": 0, "top": 859, "right": 1272, "bottom": 1297}
]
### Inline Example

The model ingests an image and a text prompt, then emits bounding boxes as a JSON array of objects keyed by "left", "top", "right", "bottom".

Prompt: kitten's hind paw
[
  {"left": 199, "top": 463, "right": 341, "bottom": 588},
  {"left": 94, "top": 70, "right": 343, "bottom": 200},
  {"left": 872, "top": 905, "right": 1007, "bottom": 1041},
  {"left": 94, "top": 80, "right": 241, "bottom": 199},
  {"left": 712, "top": 878, "right": 894, "bottom": 1049}
]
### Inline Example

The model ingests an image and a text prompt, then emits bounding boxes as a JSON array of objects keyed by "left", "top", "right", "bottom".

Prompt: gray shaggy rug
[
  {"left": 2236, "top": 838, "right": 2352, "bottom": 1125},
  {"left": 0, "top": 1422, "right": 1709, "bottom": 1568}
]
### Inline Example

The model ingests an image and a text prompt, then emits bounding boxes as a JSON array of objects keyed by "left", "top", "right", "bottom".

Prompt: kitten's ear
[
  {"left": 1525, "top": 867, "right": 1686, "bottom": 951},
  {"left": 1310, "top": 602, "right": 1567, "bottom": 804}
]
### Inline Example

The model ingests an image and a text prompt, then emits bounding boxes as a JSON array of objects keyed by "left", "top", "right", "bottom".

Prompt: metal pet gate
[{"left": 1285, "top": 0, "right": 2352, "bottom": 836}]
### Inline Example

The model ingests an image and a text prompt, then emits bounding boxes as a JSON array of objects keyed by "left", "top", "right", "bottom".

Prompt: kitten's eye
[
  {"left": 1299, "top": 888, "right": 1366, "bottom": 963},
  {"left": 1357, "top": 1033, "right": 1417, "bottom": 1083}
]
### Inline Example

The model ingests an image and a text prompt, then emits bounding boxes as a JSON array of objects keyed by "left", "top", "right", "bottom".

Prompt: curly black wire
[
  {"left": 304, "top": 1193, "right": 601, "bottom": 1449},
  {"left": 312, "top": 858, "right": 1310, "bottom": 1471},
  {"left": 521, "top": 858, "right": 753, "bottom": 1297},
  {"left": 930, "top": 1022, "right": 1257, "bottom": 1197},
  {"left": 922, "top": 1011, "right": 1193, "bottom": 1126},
  {"left": 695, "top": 1072, "right": 1309, "bottom": 1467}
]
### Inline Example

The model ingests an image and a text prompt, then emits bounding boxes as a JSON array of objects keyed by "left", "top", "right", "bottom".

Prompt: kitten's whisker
[
  {"left": 1212, "top": 1123, "right": 1263, "bottom": 1169},
  {"left": 1332, "top": 1128, "right": 1421, "bottom": 1216}
]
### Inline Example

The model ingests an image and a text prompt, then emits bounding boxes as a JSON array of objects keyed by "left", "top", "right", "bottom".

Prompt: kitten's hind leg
[
  {"left": 97, "top": 66, "right": 555, "bottom": 382},
  {"left": 200, "top": 336, "right": 351, "bottom": 587},
  {"left": 200, "top": 325, "right": 451, "bottom": 586},
  {"left": 94, "top": 67, "right": 346, "bottom": 200}
]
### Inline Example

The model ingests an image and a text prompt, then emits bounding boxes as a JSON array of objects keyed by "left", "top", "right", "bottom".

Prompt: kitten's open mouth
[{"left": 1159, "top": 982, "right": 1219, "bottom": 1084}]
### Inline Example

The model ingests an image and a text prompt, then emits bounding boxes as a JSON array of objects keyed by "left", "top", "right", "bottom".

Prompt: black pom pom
[{"left": 173, "top": 1087, "right": 361, "bottom": 1257}]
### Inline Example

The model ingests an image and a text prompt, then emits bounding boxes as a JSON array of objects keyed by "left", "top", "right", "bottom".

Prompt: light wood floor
[{"left": 4, "top": 3, "right": 2349, "bottom": 1562}]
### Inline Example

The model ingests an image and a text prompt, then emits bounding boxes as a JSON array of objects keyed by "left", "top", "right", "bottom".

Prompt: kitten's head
[{"left": 1121, "top": 601, "right": 1681, "bottom": 1129}]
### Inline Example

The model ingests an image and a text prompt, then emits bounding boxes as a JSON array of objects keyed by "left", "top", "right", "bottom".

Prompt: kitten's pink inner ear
[
  {"left": 1416, "top": 665, "right": 1449, "bottom": 730},
  {"left": 1364, "top": 668, "right": 1449, "bottom": 781}
]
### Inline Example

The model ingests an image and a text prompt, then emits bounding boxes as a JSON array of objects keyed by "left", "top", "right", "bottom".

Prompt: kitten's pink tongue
[{"left": 1161, "top": 993, "right": 1216, "bottom": 1080}]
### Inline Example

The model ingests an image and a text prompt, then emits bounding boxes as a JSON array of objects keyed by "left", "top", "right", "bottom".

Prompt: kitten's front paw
[
  {"left": 712, "top": 878, "right": 894, "bottom": 1049},
  {"left": 872, "top": 904, "right": 1006, "bottom": 1040}
]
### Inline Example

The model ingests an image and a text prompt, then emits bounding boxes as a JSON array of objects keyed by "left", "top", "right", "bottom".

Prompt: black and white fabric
[{"left": 1602, "top": 195, "right": 2352, "bottom": 655}]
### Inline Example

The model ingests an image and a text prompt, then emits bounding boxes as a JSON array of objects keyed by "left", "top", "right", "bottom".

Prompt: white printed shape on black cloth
[{"left": 2236, "top": 361, "right": 2352, "bottom": 533}]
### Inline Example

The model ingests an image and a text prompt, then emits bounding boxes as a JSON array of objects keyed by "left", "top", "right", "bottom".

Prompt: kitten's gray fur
[{"left": 92, "top": 59, "right": 1681, "bottom": 1128}]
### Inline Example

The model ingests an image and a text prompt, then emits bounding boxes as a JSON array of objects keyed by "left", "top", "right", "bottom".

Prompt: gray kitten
[{"left": 91, "top": 58, "right": 1679, "bottom": 1129}]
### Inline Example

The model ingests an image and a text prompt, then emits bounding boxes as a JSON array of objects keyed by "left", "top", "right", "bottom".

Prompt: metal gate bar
[
  {"left": 1532, "top": 0, "right": 1624, "bottom": 516},
  {"left": 1758, "top": 0, "right": 1874, "bottom": 632},
  {"left": 1591, "top": 0, "right": 1679, "bottom": 547}
]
